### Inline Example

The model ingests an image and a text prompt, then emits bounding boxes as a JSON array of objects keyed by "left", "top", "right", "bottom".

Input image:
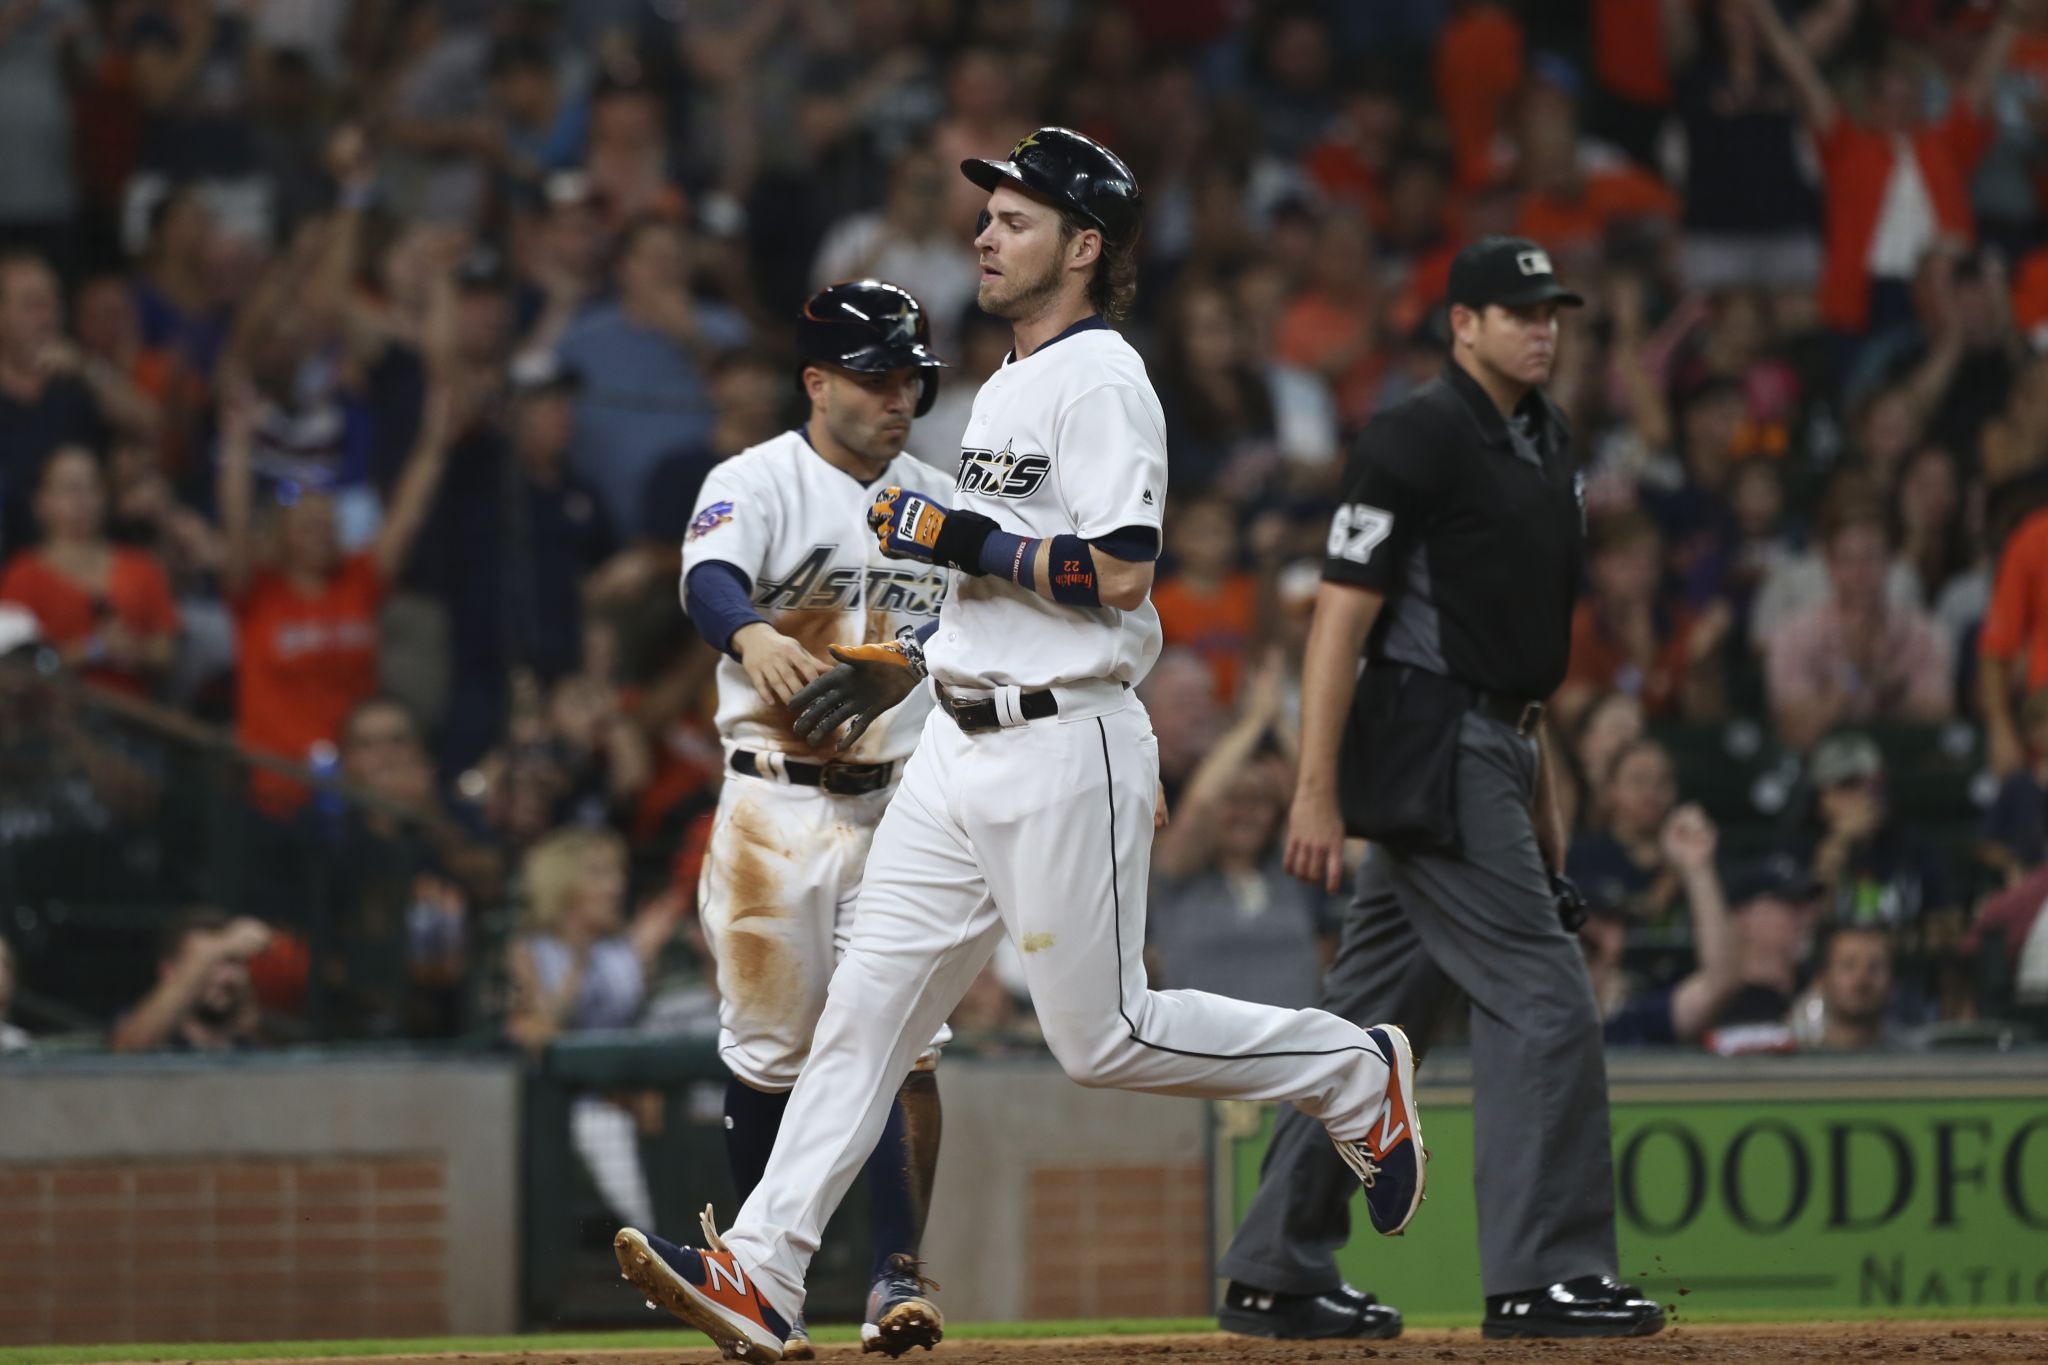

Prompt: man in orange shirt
[
  {"left": 1512, "top": 73, "right": 1680, "bottom": 261},
  {"left": 1981, "top": 504, "right": 2048, "bottom": 777},
  {"left": 1151, "top": 494, "right": 1260, "bottom": 705},
  {"left": 218, "top": 364, "right": 457, "bottom": 817},
  {"left": 1747, "top": 0, "right": 2018, "bottom": 336}
]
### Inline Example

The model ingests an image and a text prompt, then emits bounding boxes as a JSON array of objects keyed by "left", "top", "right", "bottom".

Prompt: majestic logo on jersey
[
  {"left": 686, "top": 500, "right": 734, "bottom": 542},
  {"left": 754, "top": 545, "right": 949, "bottom": 616},
  {"left": 956, "top": 440, "right": 1050, "bottom": 499}
]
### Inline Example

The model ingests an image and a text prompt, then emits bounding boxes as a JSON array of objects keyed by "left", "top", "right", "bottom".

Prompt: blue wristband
[
  {"left": 1047, "top": 535, "right": 1100, "bottom": 606},
  {"left": 977, "top": 530, "right": 1040, "bottom": 588}
]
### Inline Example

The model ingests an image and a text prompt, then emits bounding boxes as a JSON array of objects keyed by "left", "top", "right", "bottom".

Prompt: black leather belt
[
  {"left": 729, "top": 749, "right": 895, "bottom": 795},
  {"left": 1474, "top": 690, "right": 1546, "bottom": 736},
  {"left": 938, "top": 686, "right": 1059, "bottom": 733}
]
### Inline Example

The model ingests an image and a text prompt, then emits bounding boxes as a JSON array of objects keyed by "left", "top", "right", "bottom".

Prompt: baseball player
[
  {"left": 613, "top": 128, "right": 1425, "bottom": 1363},
  {"left": 666, "top": 280, "right": 956, "bottom": 1360}
]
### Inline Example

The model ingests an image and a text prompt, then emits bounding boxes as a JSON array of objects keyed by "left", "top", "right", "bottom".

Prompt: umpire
[{"left": 1215, "top": 238, "right": 1664, "bottom": 1341}]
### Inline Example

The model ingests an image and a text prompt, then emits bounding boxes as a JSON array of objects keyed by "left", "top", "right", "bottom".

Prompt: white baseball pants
[
  {"left": 720, "top": 688, "right": 1391, "bottom": 1316},
  {"left": 699, "top": 767, "right": 947, "bottom": 1091}
]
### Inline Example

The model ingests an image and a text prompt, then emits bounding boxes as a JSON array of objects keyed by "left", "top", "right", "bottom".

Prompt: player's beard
[{"left": 978, "top": 250, "right": 1064, "bottom": 321}]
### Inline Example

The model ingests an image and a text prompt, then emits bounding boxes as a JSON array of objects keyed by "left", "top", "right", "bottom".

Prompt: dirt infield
[{"left": 153, "top": 1321, "right": 2048, "bottom": 1365}]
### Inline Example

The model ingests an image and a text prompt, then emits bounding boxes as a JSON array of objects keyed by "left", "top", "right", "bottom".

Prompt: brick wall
[
  {"left": 0, "top": 1156, "right": 450, "bottom": 1345},
  {"left": 1024, "top": 1161, "right": 1209, "bottom": 1319}
]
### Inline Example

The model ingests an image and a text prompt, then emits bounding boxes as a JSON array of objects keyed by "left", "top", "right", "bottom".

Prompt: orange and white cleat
[
  {"left": 615, "top": 1207, "right": 792, "bottom": 1361},
  {"left": 1334, "top": 1024, "right": 1427, "bottom": 1236}
]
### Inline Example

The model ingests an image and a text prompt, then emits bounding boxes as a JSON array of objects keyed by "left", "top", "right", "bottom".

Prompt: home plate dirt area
[{"left": 136, "top": 1322, "right": 2047, "bottom": 1365}]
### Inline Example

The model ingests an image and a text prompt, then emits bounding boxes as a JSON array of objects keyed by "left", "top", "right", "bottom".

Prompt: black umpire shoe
[
  {"left": 1482, "top": 1274, "right": 1666, "bottom": 1339},
  {"left": 1219, "top": 1281, "right": 1403, "bottom": 1340}
]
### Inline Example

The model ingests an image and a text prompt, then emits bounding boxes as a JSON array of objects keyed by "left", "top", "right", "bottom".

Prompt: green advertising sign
[{"left": 1225, "top": 1085, "right": 2048, "bottom": 1320}]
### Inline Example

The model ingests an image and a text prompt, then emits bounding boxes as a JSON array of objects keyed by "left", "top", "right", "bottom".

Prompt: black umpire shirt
[{"left": 1321, "top": 360, "right": 1582, "bottom": 700}]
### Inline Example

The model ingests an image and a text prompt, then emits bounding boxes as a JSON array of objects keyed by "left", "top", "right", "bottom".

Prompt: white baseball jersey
[
  {"left": 922, "top": 321, "right": 1168, "bottom": 691},
  {"left": 681, "top": 429, "right": 948, "bottom": 764}
]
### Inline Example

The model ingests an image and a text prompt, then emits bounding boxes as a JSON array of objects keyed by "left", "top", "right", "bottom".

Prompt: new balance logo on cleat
[
  {"left": 1336, "top": 1025, "right": 1427, "bottom": 1237},
  {"left": 614, "top": 1209, "right": 792, "bottom": 1361}
]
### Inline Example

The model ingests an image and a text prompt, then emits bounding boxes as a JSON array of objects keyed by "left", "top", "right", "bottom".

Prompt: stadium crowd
[{"left": 1, "top": 0, "right": 2047, "bottom": 1059}]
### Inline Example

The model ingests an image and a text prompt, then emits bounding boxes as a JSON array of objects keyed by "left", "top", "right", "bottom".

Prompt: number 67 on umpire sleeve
[{"left": 1328, "top": 503, "right": 1394, "bottom": 565}]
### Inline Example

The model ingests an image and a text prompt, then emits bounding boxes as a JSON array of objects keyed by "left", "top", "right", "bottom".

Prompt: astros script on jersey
[
  {"left": 681, "top": 428, "right": 951, "bottom": 762},
  {"left": 925, "top": 317, "right": 1168, "bottom": 692}
]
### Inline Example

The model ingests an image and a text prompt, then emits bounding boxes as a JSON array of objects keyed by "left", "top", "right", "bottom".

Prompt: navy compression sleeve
[{"left": 684, "top": 561, "right": 767, "bottom": 657}]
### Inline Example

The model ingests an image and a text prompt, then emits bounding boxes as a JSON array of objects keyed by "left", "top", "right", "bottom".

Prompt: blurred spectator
[
  {"left": 1747, "top": 0, "right": 2017, "bottom": 337},
  {"left": 506, "top": 824, "right": 683, "bottom": 1050},
  {"left": 1697, "top": 855, "right": 1825, "bottom": 1049},
  {"left": 1749, "top": 478, "right": 1922, "bottom": 649},
  {"left": 1892, "top": 444, "right": 1975, "bottom": 611},
  {"left": 0, "top": 0, "right": 82, "bottom": 270},
  {"left": 1565, "top": 690, "right": 1647, "bottom": 834},
  {"left": 1435, "top": 0, "right": 1526, "bottom": 189},
  {"left": 1276, "top": 206, "right": 1382, "bottom": 429},
  {"left": 513, "top": 171, "right": 607, "bottom": 359},
  {"left": 75, "top": 273, "right": 193, "bottom": 468},
  {"left": 1587, "top": 804, "right": 1737, "bottom": 1045},
  {"left": 0, "top": 934, "right": 27, "bottom": 1052},
  {"left": 1663, "top": 0, "right": 1852, "bottom": 292},
  {"left": 1153, "top": 494, "right": 1260, "bottom": 706},
  {"left": 1766, "top": 502, "right": 1952, "bottom": 749},
  {"left": 556, "top": 215, "right": 750, "bottom": 532},
  {"left": 1983, "top": 685, "right": 2048, "bottom": 875},
  {"left": 0, "top": 252, "right": 113, "bottom": 548},
  {"left": 1303, "top": 68, "right": 1406, "bottom": 215},
  {"left": 486, "top": 34, "right": 590, "bottom": 194},
  {"left": 505, "top": 823, "right": 683, "bottom": 1228},
  {"left": 1967, "top": 858, "right": 2048, "bottom": 1005},
  {"left": 811, "top": 145, "right": 979, "bottom": 358},
  {"left": 110, "top": 909, "right": 270, "bottom": 1052},
  {"left": 1149, "top": 655, "right": 1323, "bottom": 1008},
  {"left": 1806, "top": 923, "right": 1898, "bottom": 1049},
  {"left": 1232, "top": 261, "right": 1341, "bottom": 472},
  {"left": 132, "top": 187, "right": 232, "bottom": 379},
  {"left": 1724, "top": 457, "right": 1803, "bottom": 633},
  {"left": 218, "top": 361, "right": 457, "bottom": 815},
  {"left": 126, "top": 0, "right": 260, "bottom": 184},
  {"left": 249, "top": 48, "right": 334, "bottom": 242},
  {"left": 413, "top": 350, "right": 620, "bottom": 768},
  {"left": 1980, "top": 464, "right": 2048, "bottom": 776},
  {"left": 1511, "top": 65, "right": 1679, "bottom": 262},
  {"left": 1156, "top": 280, "right": 1279, "bottom": 494},
  {"left": 1557, "top": 510, "right": 1727, "bottom": 725},
  {"left": 371, "top": 1, "right": 493, "bottom": 224},
  {"left": 583, "top": 79, "right": 685, "bottom": 234},
  {"left": 0, "top": 444, "right": 179, "bottom": 695},
  {"left": 1247, "top": 6, "right": 1339, "bottom": 162},
  {"left": 333, "top": 693, "right": 504, "bottom": 1037},
  {"left": 1567, "top": 740, "right": 1689, "bottom": 925},
  {"left": 1799, "top": 732, "right": 1954, "bottom": 933}
]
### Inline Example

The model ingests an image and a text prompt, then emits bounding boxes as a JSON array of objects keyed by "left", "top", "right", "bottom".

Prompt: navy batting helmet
[
  {"left": 794, "top": 280, "right": 947, "bottom": 417},
  {"left": 961, "top": 127, "right": 1142, "bottom": 248}
]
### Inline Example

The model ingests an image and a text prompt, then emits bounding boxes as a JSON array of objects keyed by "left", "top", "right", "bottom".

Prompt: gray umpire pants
[{"left": 1216, "top": 713, "right": 1619, "bottom": 1299}]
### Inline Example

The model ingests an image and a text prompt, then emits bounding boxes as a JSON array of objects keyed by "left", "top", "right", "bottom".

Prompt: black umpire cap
[
  {"left": 1448, "top": 236, "right": 1586, "bottom": 311},
  {"left": 794, "top": 280, "right": 948, "bottom": 417},
  {"left": 961, "top": 127, "right": 1143, "bottom": 248}
]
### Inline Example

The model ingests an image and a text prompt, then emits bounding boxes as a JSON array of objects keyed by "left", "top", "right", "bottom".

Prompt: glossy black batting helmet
[
  {"left": 961, "top": 127, "right": 1142, "bottom": 248},
  {"left": 794, "top": 279, "right": 948, "bottom": 417}
]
